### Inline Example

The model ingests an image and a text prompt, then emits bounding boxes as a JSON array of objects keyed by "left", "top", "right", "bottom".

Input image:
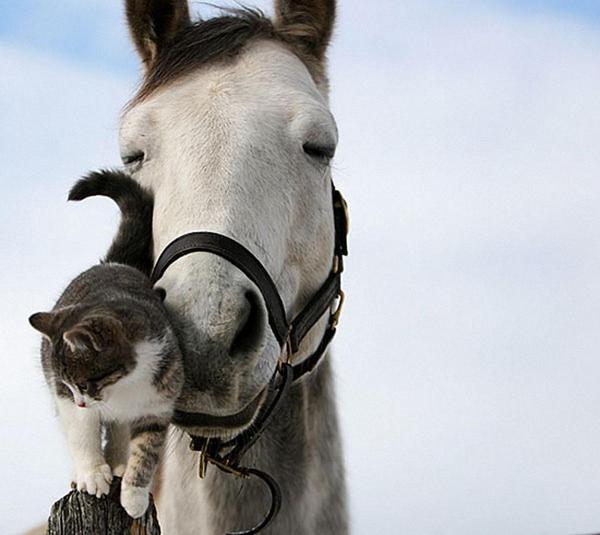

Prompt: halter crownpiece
[{"left": 150, "top": 183, "right": 348, "bottom": 534}]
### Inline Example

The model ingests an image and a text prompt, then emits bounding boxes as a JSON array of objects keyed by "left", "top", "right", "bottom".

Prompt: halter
[{"left": 150, "top": 185, "right": 348, "bottom": 534}]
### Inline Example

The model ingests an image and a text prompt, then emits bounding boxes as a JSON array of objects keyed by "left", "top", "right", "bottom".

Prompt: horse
[{"left": 32, "top": 1, "right": 348, "bottom": 533}]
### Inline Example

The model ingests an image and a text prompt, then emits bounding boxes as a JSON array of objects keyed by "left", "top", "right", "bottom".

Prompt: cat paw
[
  {"left": 76, "top": 463, "right": 113, "bottom": 498},
  {"left": 111, "top": 464, "right": 126, "bottom": 478},
  {"left": 120, "top": 484, "right": 149, "bottom": 518}
]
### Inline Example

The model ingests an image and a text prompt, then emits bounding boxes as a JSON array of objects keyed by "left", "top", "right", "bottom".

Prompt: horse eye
[
  {"left": 303, "top": 143, "right": 335, "bottom": 162},
  {"left": 121, "top": 150, "right": 145, "bottom": 168}
]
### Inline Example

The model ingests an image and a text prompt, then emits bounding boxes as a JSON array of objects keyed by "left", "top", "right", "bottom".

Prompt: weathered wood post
[{"left": 47, "top": 478, "right": 161, "bottom": 535}]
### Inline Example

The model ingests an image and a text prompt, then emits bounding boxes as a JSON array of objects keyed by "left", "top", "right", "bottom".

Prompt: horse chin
[{"left": 173, "top": 383, "right": 270, "bottom": 440}]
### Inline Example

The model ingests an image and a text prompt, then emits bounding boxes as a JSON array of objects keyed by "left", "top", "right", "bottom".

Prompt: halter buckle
[
  {"left": 278, "top": 333, "right": 293, "bottom": 371},
  {"left": 208, "top": 457, "right": 250, "bottom": 479},
  {"left": 332, "top": 255, "right": 341, "bottom": 274},
  {"left": 285, "top": 333, "right": 293, "bottom": 362},
  {"left": 197, "top": 438, "right": 211, "bottom": 479},
  {"left": 330, "top": 289, "right": 345, "bottom": 329}
]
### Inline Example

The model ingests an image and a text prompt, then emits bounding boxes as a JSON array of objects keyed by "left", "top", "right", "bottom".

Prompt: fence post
[{"left": 47, "top": 478, "right": 161, "bottom": 534}]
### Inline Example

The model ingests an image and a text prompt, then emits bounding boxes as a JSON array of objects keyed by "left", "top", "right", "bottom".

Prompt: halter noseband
[{"left": 150, "top": 184, "right": 348, "bottom": 534}]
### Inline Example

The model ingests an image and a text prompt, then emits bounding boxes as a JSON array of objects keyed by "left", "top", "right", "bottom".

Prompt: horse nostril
[{"left": 230, "top": 290, "right": 263, "bottom": 357}]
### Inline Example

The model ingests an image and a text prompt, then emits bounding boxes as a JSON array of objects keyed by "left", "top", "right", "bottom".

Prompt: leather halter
[{"left": 150, "top": 185, "right": 348, "bottom": 534}]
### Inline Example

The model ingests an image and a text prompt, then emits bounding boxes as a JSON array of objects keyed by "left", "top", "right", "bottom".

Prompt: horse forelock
[{"left": 129, "top": 7, "right": 328, "bottom": 108}]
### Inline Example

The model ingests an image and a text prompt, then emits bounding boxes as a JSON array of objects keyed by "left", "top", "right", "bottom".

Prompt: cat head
[{"left": 29, "top": 308, "right": 136, "bottom": 407}]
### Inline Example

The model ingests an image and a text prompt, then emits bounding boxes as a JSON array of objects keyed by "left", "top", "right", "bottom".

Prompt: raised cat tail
[{"left": 69, "top": 169, "right": 154, "bottom": 275}]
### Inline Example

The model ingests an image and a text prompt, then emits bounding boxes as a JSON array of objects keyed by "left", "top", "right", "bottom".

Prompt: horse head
[{"left": 120, "top": 0, "right": 338, "bottom": 438}]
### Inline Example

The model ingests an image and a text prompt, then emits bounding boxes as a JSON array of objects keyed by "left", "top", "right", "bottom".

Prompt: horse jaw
[{"left": 119, "top": 40, "right": 337, "bottom": 419}]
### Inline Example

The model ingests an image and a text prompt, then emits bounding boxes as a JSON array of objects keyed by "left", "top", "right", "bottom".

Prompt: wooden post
[{"left": 47, "top": 478, "right": 161, "bottom": 535}]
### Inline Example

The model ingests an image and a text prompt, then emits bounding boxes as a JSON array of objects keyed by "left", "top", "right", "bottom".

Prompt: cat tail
[{"left": 69, "top": 169, "right": 154, "bottom": 275}]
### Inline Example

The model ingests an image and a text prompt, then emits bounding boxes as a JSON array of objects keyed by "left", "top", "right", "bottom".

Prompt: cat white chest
[{"left": 102, "top": 339, "right": 171, "bottom": 421}]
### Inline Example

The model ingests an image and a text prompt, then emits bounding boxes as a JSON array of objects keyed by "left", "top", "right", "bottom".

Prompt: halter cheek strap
[{"left": 149, "top": 184, "right": 348, "bottom": 535}]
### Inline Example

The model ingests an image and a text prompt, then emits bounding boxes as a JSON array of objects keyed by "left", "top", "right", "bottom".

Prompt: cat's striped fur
[{"left": 29, "top": 170, "right": 183, "bottom": 518}]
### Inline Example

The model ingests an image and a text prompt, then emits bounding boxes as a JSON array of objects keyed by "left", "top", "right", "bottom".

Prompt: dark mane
[{"left": 134, "top": 8, "right": 277, "bottom": 103}]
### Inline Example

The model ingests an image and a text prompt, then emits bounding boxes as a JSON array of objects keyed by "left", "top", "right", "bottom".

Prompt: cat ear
[
  {"left": 63, "top": 328, "right": 99, "bottom": 353},
  {"left": 29, "top": 312, "right": 58, "bottom": 339},
  {"left": 64, "top": 316, "right": 125, "bottom": 353}
]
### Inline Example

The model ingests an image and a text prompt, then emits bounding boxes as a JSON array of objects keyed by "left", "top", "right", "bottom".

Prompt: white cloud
[{"left": 2, "top": 2, "right": 600, "bottom": 534}]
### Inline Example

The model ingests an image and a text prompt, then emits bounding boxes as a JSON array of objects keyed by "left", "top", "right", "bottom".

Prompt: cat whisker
[
  {"left": 162, "top": 427, "right": 184, "bottom": 461},
  {"left": 97, "top": 400, "right": 115, "bottom": 418}
]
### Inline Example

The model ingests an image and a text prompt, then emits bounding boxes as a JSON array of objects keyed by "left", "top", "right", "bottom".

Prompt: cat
[{"left": 29, "top": 169, "right": 183, "bottom": 518}]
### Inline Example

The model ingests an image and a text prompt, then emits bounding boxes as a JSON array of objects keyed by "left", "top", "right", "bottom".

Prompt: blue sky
[
  {"left": 1, "top": 1, "right": 600, "bottom": 74},
  {"left": 502, "top": 0, "right": 600, "bottom": 20},
  {"left": 0, "top": 1, "right": 137, "bottom": 73},
  {"left": 3, "top": 2, "right": 600, "bottom": 535}
]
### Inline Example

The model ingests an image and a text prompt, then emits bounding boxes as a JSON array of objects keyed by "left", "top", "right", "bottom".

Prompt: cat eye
[
  {"left": 76, "top": 383, "right": 88, "bottom": 392},
  {"left": 89, "top": 368, "right": 121, "bottom": 384}
]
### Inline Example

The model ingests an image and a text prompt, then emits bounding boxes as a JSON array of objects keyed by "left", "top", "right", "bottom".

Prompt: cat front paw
[
  {"left": 76, "top": 463, "right": 112, "bottom": 498},
  {"left": 120, "top": 484, "right": 149, "bottom": 518},
  {"left": 111, "top": 463, "right": 126, "bottom": 478}
]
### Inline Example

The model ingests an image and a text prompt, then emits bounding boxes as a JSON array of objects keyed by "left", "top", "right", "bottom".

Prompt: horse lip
[{"left": 172, "top": 386, "right": 267, "bottom": 430}]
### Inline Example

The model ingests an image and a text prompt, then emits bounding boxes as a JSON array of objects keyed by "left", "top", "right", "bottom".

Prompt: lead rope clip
[{"left": 198, "top": 438, "right": 210, "bottom": 479}]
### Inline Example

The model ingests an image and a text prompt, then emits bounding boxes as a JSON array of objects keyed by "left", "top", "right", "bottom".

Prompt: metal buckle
[
  {"left": 277, "top": 332, "right": 293, "bottom": 371},
  {"left": 330, "top": 290, "right": 345, "bottom": 329},
  {"left": 208, "top": 457, "right": 250, "bottom": 479},
  {"left": 195, "top": 438, "right": 250, "bottom": 480},
  {"left": 197, "top": 439, "right": 210, "bottom": 479},
  {"left": 332, "top": 255, "right": 340, "bottom": 274},
  {"left": 285, "top": 334, "right": 292, "bottom": 363}
]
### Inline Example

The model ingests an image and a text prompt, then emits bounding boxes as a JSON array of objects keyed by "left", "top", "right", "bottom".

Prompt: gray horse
[{"left": 32, "top": 1, "right": 348, "bottom": 533}]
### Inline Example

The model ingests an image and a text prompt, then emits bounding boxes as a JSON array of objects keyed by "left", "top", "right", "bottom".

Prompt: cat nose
[{"left": 77, "top": 401, "right": 86, "bottom": 408}]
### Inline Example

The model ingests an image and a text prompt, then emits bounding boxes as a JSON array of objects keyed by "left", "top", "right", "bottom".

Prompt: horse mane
[{"left": 132, "top": 7, "right": 275, "bottom": 104}]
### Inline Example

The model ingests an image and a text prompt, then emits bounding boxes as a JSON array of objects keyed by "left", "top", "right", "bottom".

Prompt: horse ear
[
  {"left": 125, "top": 0, "right": 191, "bottom": 66},
  {"left": 274, "top": 0, "right": 336, "bottom": 64}
]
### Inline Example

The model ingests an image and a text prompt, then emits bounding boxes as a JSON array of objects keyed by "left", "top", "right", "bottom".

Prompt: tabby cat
[{"left": 29, "top": 170, "right": 183, "bottom": 518}]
